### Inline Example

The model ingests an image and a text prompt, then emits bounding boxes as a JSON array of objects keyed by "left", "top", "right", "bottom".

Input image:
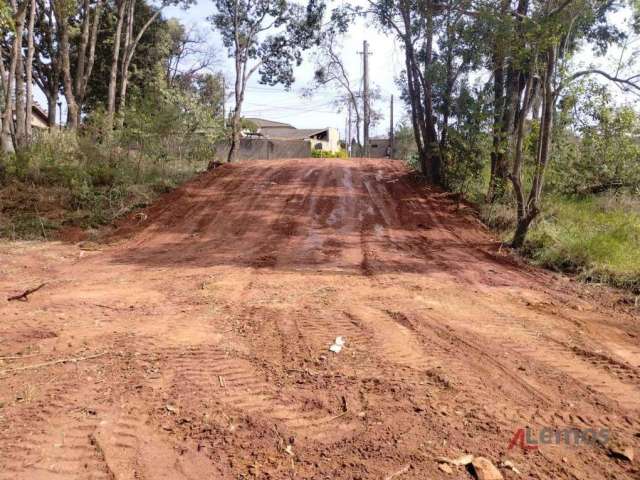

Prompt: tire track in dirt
[
  {"left": 91, "top": 409, "right": 217, "bottom": 479},
  {"left": 296, "top": 312, "right": 370, "bottom": 351},
  {"left": 163, "top": 347, "right": 357, "bottom": 442},
  {"left": 0, "top": 414, "right": 110, "bottom": 480},
  {"left": 255, "top": 163, "right": 329, "bottom": 268},
  {"left": 447, "top": 299, "right": 640, "bottom": 411},
  {"left": 344, "top": 306, "right": 433, "bottom": 370}
]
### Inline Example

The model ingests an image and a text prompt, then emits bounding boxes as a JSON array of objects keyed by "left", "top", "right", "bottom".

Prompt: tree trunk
[
  {"left": 77, "top": 0, "right": 103, "bottom": 118},
  {"left": 1, "top": 5, "right": 25, "bottom": 153},
  {"left": 14, "top": 9, "right": 27, "bottom": 146},
  {"left": 117, "top": 4, "right": 161, "bottom": 127},
  {"left": 226, "top": 40, "right": 246, "bottom": 164},
  {"left": 227, "top": 110, "right": 242, "bottom": 163},
  {"left": 511, "top": 211, "right": 537, "bottom": 248},
  {"left": 510, "top": 46, "right": 555, "bottom": 248},
  {"left": 25, "top": 0, "right": 36, "bottom": 142},
  {"left": 74, "top": 0, "right": 100, "bottom": 125},
  {"left": 53, "top": 0, "right": 79, "bottom": 129},
  {"left": 488, "top": 49, "right": 507, "bottom": 201},
  {"left": 106, "top": 0, "right": 127, "bottom": 131},
  {"left": 117, "top": 0, "right": 134, "bottom": 124},
  {"left": 75, "top": 0, "right": 91, "bottom": 98},
  {"left": 47, "top": 92, "right": 58, "bottom": 128},
  {"left": 527, "top": 46, "right": 556, "bottom": 210},
  {"left": 420, "top": 0, "right": 443, "bottom": 185},
  {"left": 486, "top": 0, "right": 511, "bottom": 201}
]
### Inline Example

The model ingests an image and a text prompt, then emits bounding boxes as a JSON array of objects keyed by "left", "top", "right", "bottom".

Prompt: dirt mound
[{"left": 0, "top": 158, "right": 638, "bottom": 479}]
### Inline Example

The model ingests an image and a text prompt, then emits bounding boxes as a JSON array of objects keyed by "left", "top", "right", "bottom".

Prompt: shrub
[
  {"left": 0, "top": 125, "right": 208, "bottom": 239},
  {"left": 311, "top": 149, "right": 348, "bottom": 158}
]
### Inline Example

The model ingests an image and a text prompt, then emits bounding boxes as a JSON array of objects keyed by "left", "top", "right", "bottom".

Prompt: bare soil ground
[{"left": 1, "top": 158, "right": 639, "bottom": 479}]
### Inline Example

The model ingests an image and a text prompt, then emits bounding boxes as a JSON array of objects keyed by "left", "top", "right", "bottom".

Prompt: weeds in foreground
[
  {"left": 480, "top": 193, "right": 640, "bottom": 292},
  {"left": 0, "top": 130, "right": 208, "bottom": 240}
]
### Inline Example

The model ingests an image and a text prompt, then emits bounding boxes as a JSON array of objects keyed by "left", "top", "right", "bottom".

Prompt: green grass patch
[{"left": 525, "top": 194, "right": 640, "bottom": 292}]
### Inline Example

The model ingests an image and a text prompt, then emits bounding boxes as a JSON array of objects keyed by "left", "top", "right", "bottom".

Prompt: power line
[{"left": 244, "top": 101, "right": 339, "bottom": 111}]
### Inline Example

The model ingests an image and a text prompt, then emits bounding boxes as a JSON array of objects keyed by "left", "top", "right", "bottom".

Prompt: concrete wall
[
  {"left": 325, "top": 128, "right": 340, "bottom": 152},
  {"left": 369, "top": 139, "right": 392, "bottom": 158},
  {"left": 215, "top": 138, "right": 311, "bottom": 161}
]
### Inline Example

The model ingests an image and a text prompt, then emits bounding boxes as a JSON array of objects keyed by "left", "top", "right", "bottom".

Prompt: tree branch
[{"left": 557, "top": 69, "right": 640, "bottom": 96}]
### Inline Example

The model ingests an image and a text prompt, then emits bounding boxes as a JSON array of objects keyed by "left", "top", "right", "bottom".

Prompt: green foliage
[
  {"left": 84, "top": 0, "right": 168, "bottom": 110},
  {"left": 0, "top": 86, "right": 220, "bottom": 239},
  {"left": 547, "top": 82, "right": 640, "bottom": 195},
  {"left": 210, "top": 0, "right": 325, "bottom": 88},
  {"left": 394, "top": 123, "right": 418, "bottom": 164},
  {"left": 441, "top": 84, "right": 491, "bottom": 196},
  {"left": 442, "top": 128, "right": 488, "bottom": 196},
  {"left": 0, "top": 0, "right": 14, "bottom": 31},
  {"left": 524, "top": 195, "right": 640, "bottom": 292},
  {"left": 311, "top": 149, "right": 348, "bottom": 158}
]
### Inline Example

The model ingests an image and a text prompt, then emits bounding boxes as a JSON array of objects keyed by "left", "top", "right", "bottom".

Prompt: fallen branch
[
  {"left": 325, "top": 410, "right": 348, "bottom": 422},
  {"left": 0, "top": 351, "right": 108, "bottom": 376},
  {"left": 7, "top": 283, "right": 46, "bottom": 302}
]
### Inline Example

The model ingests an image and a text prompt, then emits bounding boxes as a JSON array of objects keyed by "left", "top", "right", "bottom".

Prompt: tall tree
[
  {"left": 500, "top": 0, "right": 637, "bottom": 246},
  {"left": 209, "top": 0, "right": 325, "bottom": 164},
  {"left": 51, "top": 0, "right": 103, "bottom": 128},
  {"left": 24, "top": 0, "right": 36, "bottom": 141},
  {"left": 1, "top": 0, "right": 28, "bottom": 153},
  {"left": 33, "top": 0, "right": 62, "bottom": 127},
  {"left": 305, "top": 33, "right": 364, "bottom": 148},
  {"left": 106, "top": 0, "right": 127, "bottom": 130},
  {"left": 366, "top": 0, "right": 443, "bottom": 183},
  {"left": 108, "top": 0, "right": 193, "bottom": 128}
]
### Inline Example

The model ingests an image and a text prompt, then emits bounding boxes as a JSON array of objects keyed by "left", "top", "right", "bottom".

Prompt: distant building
[
  {"left": 244, "top": 117, "right": 341, "bottom": 152},
  {"left": 10, "top": 103, "right": 51, "bottom": 131},
  {"left": 31, "top": 104, "right": 50, "bottom": 130}
]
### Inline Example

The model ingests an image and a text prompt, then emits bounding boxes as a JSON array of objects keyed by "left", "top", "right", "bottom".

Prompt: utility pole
[
  {"left": 361, "top": 40, "right": 371, "bottom": 157},
  {"left": 389, "top": 94, "right": 394, "bottom": 158}
]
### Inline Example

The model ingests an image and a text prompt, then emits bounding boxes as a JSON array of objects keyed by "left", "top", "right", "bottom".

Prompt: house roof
[
  {"left": 244, "top": 117, "right": 294, "bottom": 129},
  {"left": 32, "top": 103, "right": 49, "bottom": 123},
  {"left": 261, "top": 127, "right": 328, "bottom": 140}
]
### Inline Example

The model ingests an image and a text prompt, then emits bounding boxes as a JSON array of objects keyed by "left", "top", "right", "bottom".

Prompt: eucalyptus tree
[
  {"left": 305, "top": 32, "right": 364, "bottom": 148},
  {"left": 365, "top": 0, "right": 443, "bottom": 183},
  {"left": 51, "top": 0, "right": 104, "bottom": 128},
  {"left": 209, "top": 0, "right": 325, "bottom": 164}
]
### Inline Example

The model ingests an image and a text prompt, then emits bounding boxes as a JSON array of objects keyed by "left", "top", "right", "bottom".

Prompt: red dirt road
[{"left": 1, "top": 158, "right": 639, "bottom": 479}]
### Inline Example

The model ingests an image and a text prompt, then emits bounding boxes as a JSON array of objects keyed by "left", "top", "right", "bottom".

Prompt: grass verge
[{"left": 480, "top": 193, "right": 640, "bottom": 292}]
